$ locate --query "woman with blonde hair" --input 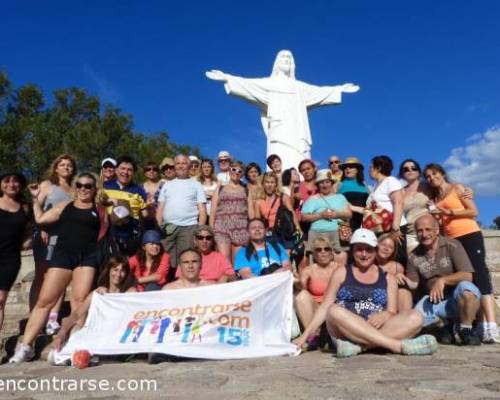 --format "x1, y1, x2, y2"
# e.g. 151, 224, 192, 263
30, 154, 76, 335
10, 172, 104, 363
198, 159, 218, 215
